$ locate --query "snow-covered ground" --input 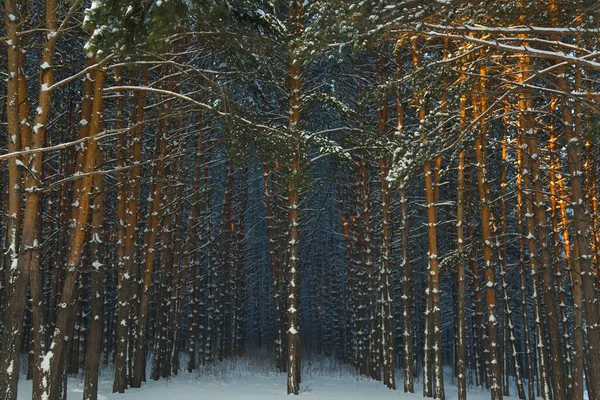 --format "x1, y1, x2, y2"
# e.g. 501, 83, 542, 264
17, 357, 532, 399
